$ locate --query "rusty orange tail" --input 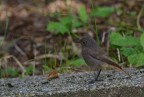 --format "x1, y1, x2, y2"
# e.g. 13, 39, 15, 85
110, 63, 130, 77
